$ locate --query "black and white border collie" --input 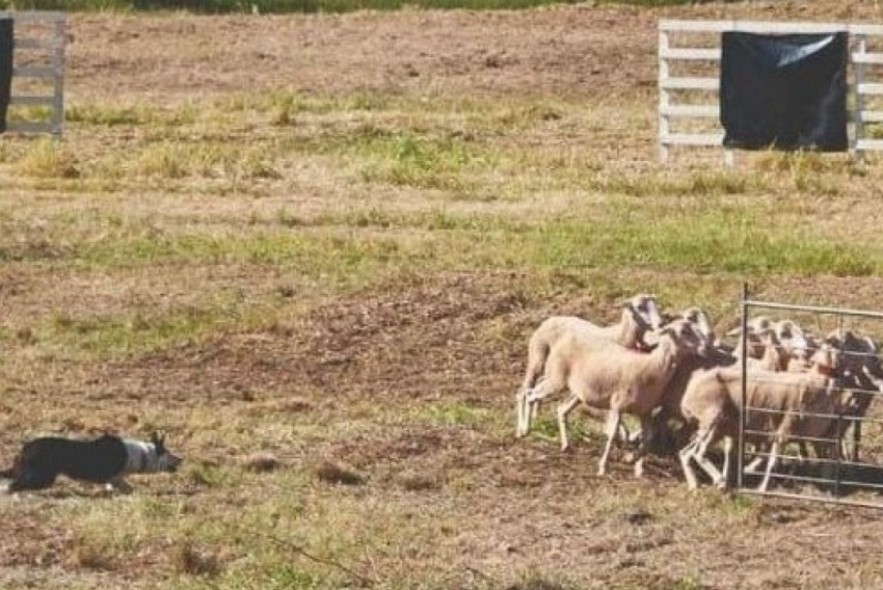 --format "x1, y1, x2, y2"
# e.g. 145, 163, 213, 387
0, 432, 182, 494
